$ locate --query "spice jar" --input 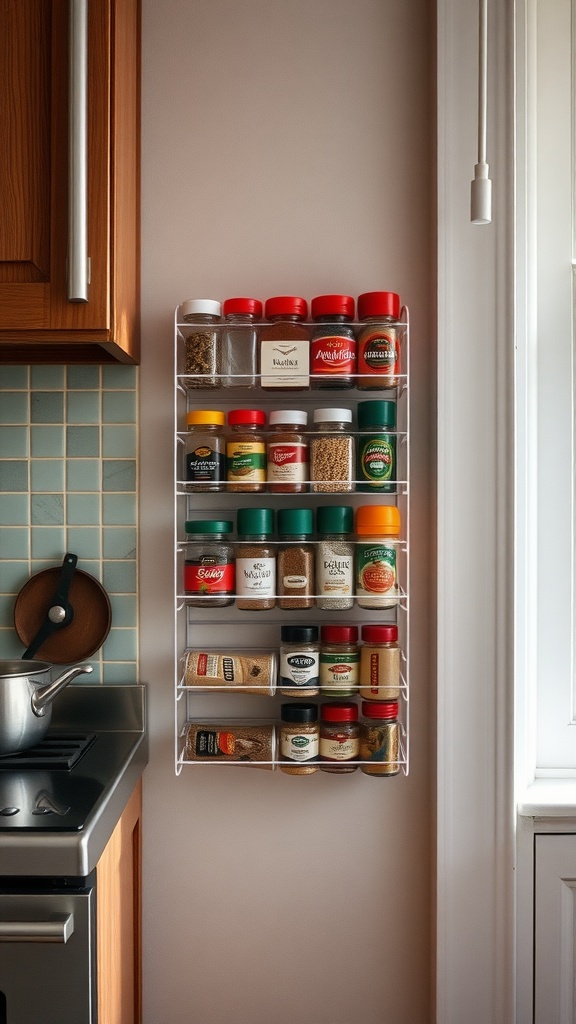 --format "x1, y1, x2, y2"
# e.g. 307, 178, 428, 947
319, 702, 360, 773
279, 625, 320, 697
266, 409, 309, 494
359, 624, 401, 700
221, 296, 262, 389
359, 700, 401, 776
180, 298, 222, 389
183, 520, 235, 607
355, 505, 401, 609
279, 704, 319, 775
235, 507, 276, 610
357, 291, 401, 390
310, 408, 354, 493
319, 625, 359, 697
183, 410, 226, 492
277, 507, 315, 609
226, 409, 267, 492
259, 296, 310, 390
315, 504, 354, 610
357, 400, 397, 493
310, 294, 356, 389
